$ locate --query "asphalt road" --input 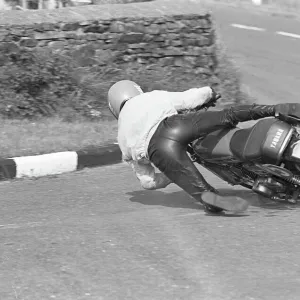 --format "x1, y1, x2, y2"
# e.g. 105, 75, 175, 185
2, 5, 300, 300
212, 5, 300, 104
1, 165, 300, 300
